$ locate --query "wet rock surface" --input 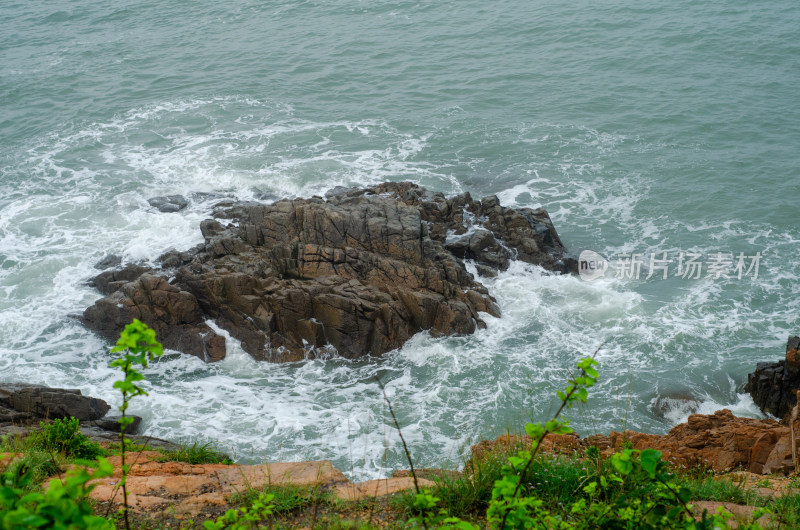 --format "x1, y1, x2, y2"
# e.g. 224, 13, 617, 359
147, 194, 189, 213
83, 182, 574, 362
745, 336, 800, 421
